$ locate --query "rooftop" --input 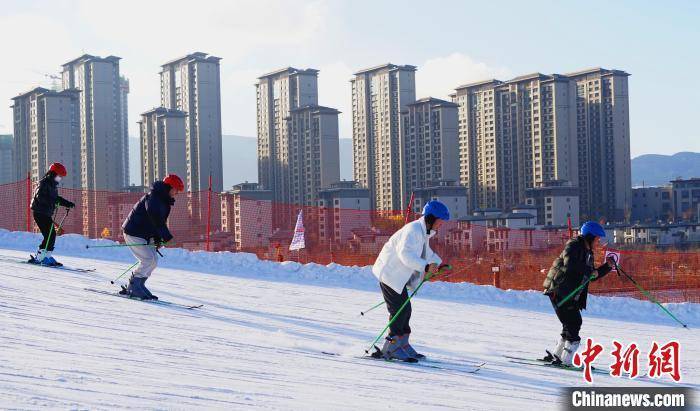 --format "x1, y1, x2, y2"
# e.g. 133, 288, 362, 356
62, 54, 121, 67
290, 104, 340, 115
12, 86, 50, 100
140, 107, 187, 117
353, 63, 416, 76
671, 177, 700, 183
161, 52, 221, 68
563, 67, 630, 78
457, 211, 535, 222
258, 67, 319, 79
12, 87, 79, 101
409, 97, 459, 108
454, 79, 502, 91
455, 67, 630, 91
